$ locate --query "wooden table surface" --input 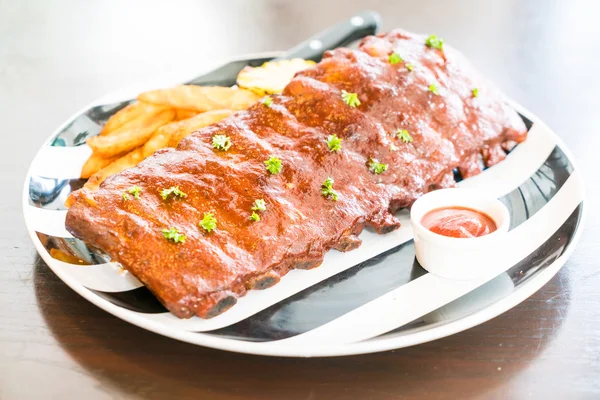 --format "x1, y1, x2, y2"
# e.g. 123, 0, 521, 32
2, 0, 599, 398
